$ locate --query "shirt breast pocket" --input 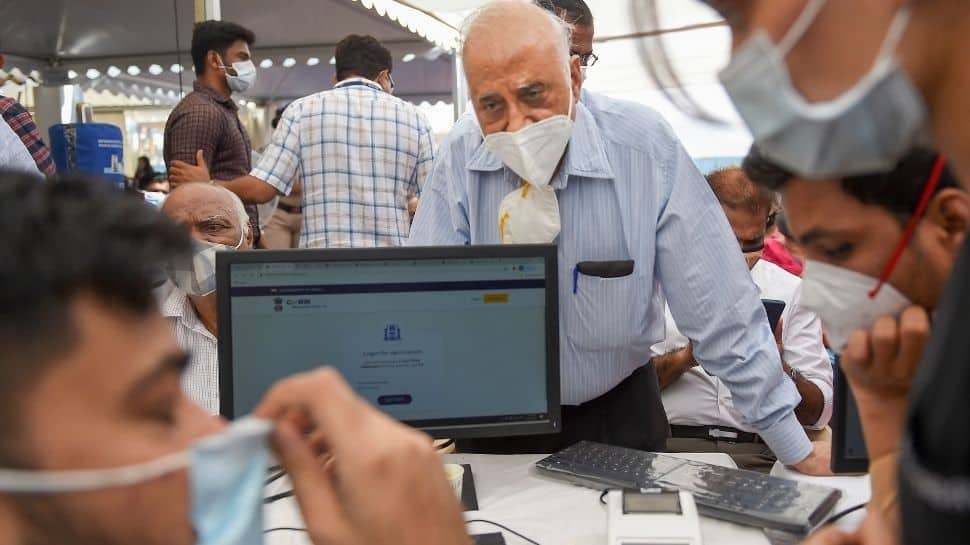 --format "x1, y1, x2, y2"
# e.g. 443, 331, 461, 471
568, 261, 640, 352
